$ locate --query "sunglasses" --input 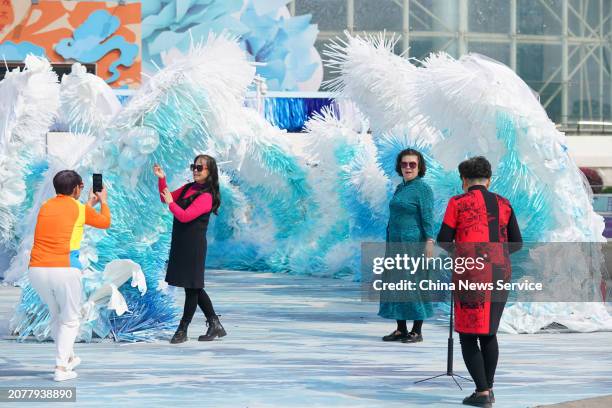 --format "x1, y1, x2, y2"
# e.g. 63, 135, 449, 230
401, 161, 418, 169
190, 164, 208, 172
